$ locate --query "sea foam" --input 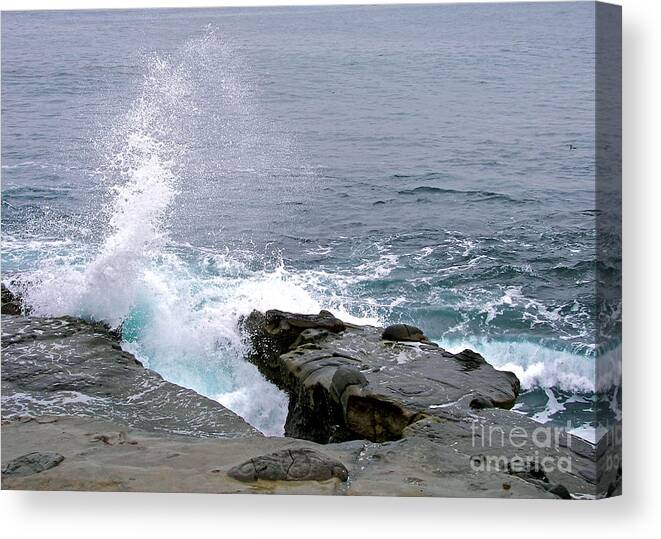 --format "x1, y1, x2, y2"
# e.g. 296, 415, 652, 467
10, 31, 292, 435
9, 30, 380, 436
